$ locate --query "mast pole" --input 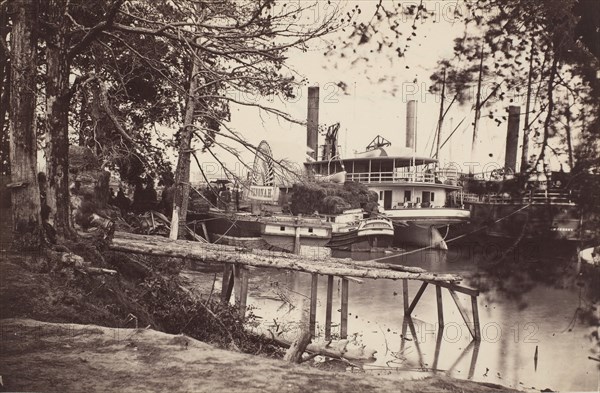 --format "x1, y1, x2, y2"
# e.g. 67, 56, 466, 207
470, 43, 484, 174
413, 101, 417, 170
435, 69, 447, 166
565, 89, 574, 170
521, 41, 535, 173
